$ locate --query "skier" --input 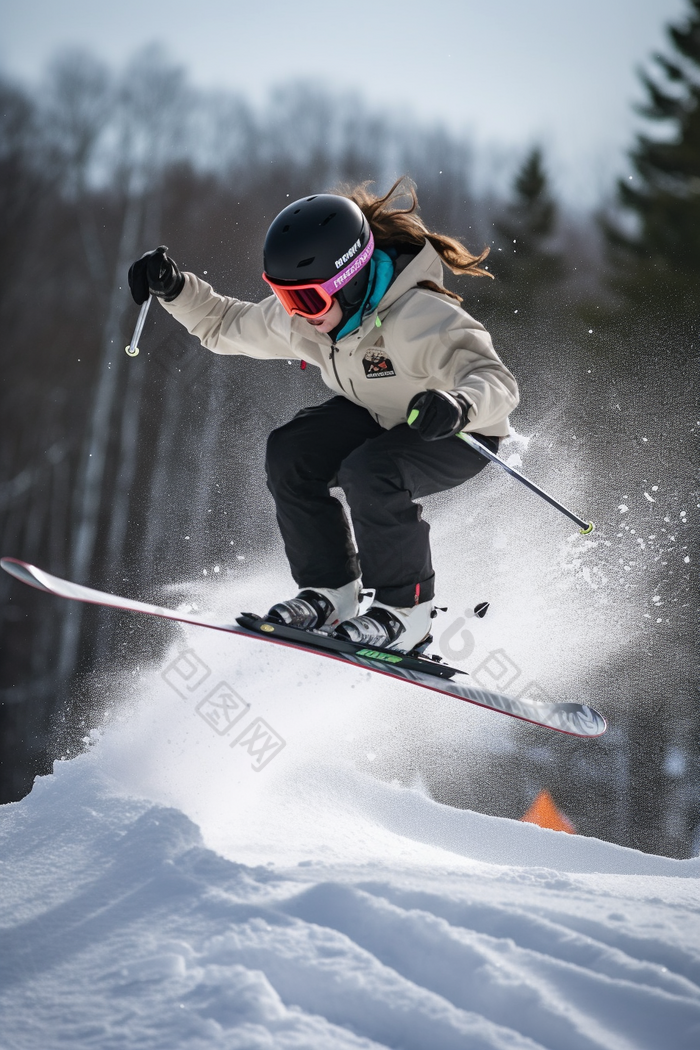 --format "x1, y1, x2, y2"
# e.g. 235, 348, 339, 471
128, 178, 519, 653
